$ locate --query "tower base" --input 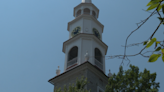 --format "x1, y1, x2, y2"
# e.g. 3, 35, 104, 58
48, 62, 108, 92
